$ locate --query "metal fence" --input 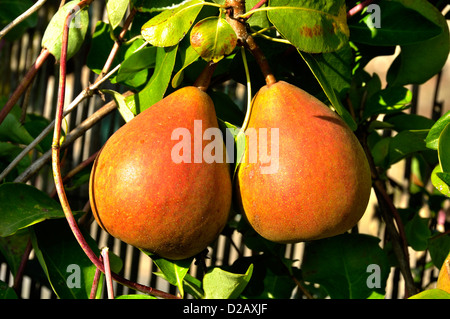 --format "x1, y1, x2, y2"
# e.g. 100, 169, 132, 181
0, 0, 448, 299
